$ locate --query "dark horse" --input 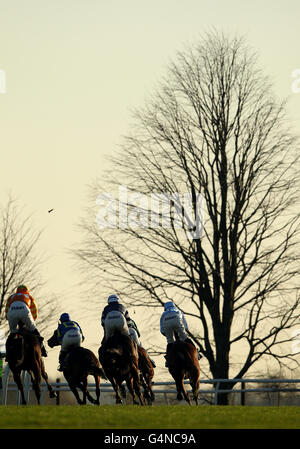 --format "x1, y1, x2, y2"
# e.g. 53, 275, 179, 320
47, 333, 102, 405
166, 339, 200, 405
98, 331, 145, 405
63, 347, 102, 405
5, 324, 57, 405
138, 346, 155, 404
